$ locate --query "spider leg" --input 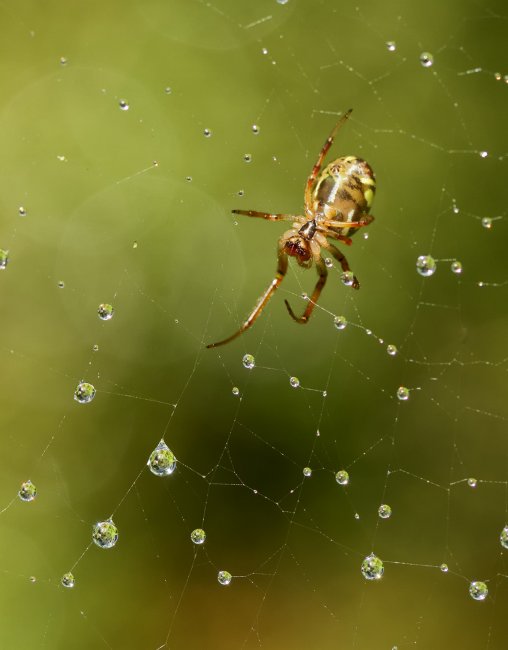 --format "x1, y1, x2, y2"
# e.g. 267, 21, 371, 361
232, 209, 301, 223
304, 109, 353, 213
206, 238, 289, 349
284, 253, 328, 324
321, 240, 360, 289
